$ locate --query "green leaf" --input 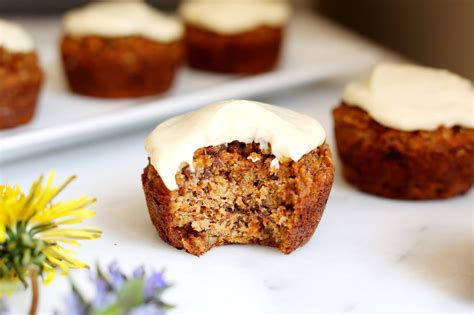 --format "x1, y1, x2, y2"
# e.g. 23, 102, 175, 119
117, 278, 145, 309
157, 301, 175, 311
91, 303, 125, 315
21, 248, 31, 266
12, 263, 27, 288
